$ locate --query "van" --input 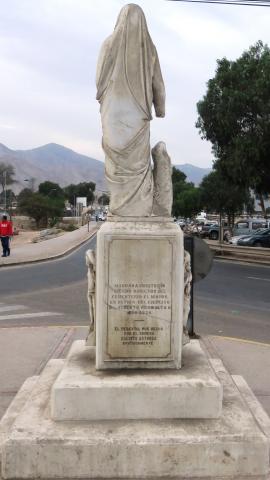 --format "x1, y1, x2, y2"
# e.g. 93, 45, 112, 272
233, 219, 270, 236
